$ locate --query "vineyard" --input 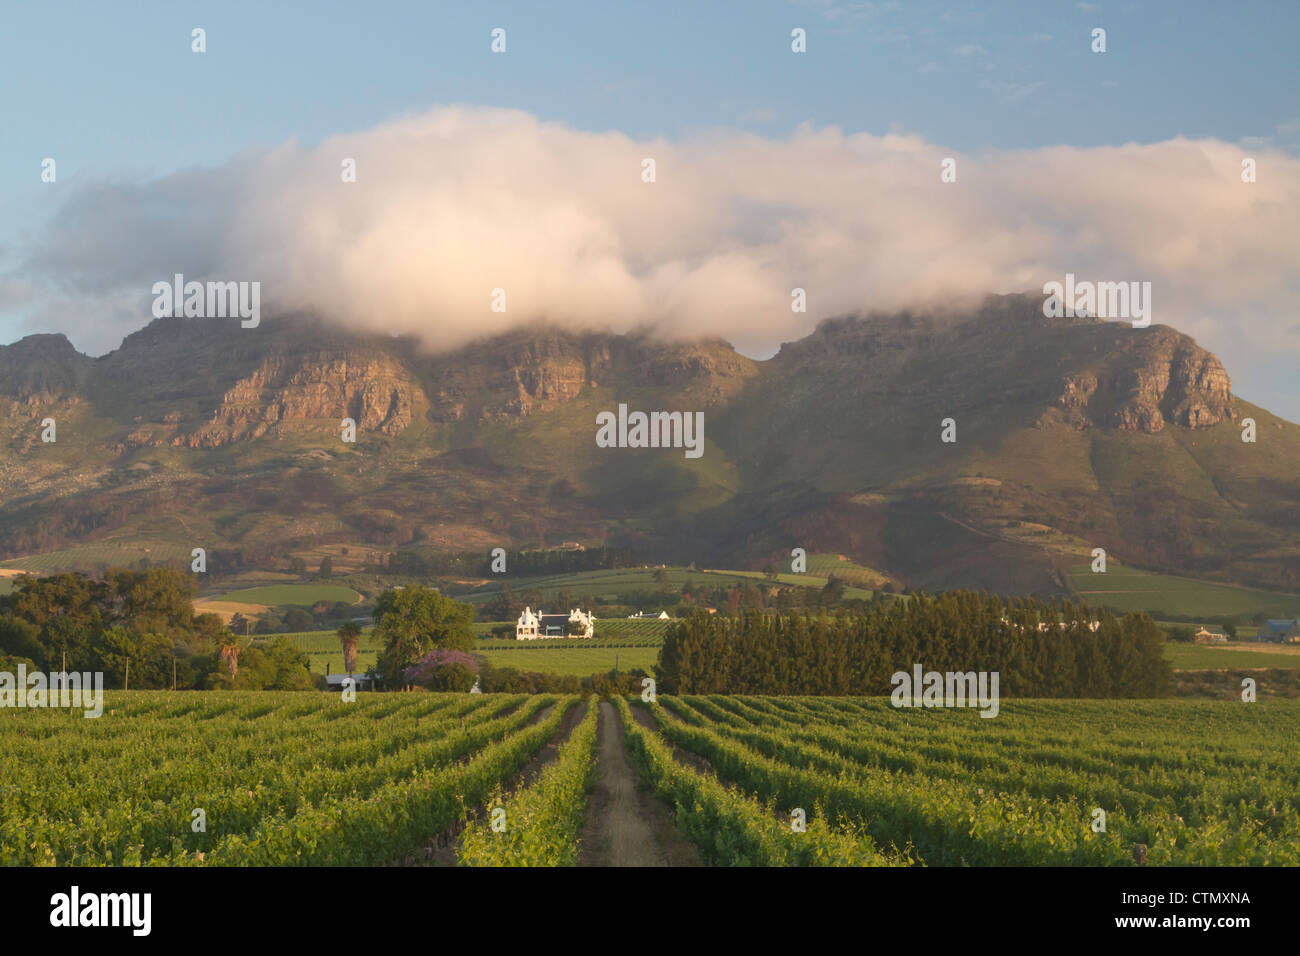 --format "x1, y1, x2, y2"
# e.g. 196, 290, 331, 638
630, 695, 1300, 865
0, 691, 579, 865
1, 691, 1296, 867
